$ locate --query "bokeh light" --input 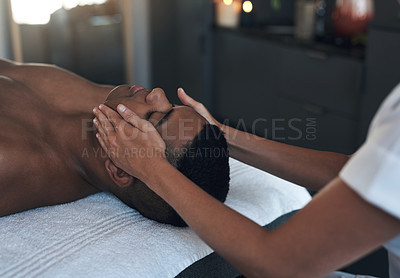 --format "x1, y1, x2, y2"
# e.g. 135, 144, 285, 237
223, 0, 233, 6
10, 0, 107, 25
242, 1, 253, 13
